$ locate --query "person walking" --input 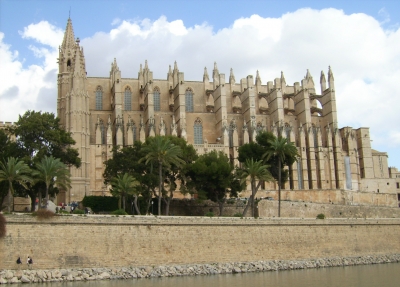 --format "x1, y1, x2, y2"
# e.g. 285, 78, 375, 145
16, 257, 22, 269
27, 256, 33, 269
